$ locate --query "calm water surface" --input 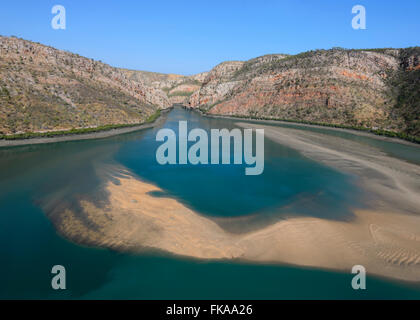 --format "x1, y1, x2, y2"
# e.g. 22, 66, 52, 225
0, 107, 419, 299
